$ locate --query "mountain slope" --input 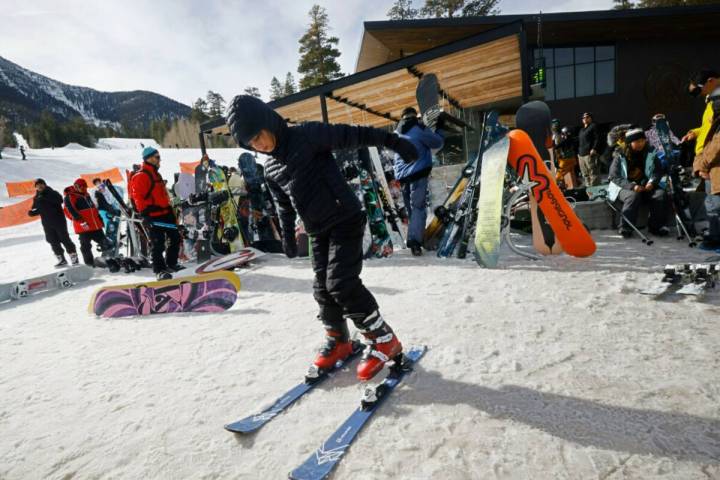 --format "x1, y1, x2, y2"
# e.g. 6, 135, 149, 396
0, 55, 190, 129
